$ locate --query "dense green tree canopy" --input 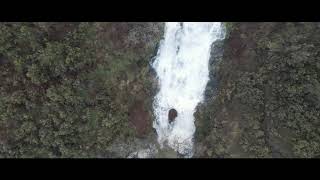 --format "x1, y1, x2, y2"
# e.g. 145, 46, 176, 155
0, 22, 162, 158
195, 22, 320, 158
